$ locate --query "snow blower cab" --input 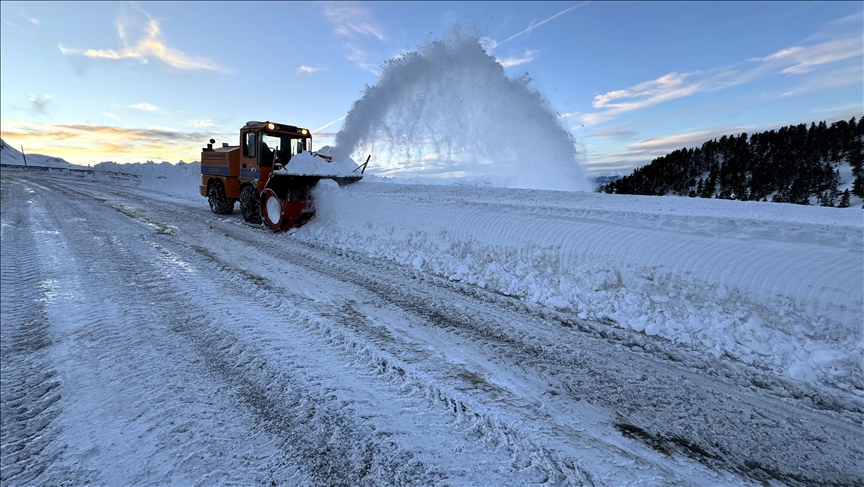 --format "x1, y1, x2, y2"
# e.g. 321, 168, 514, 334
200, 121, 368, 230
